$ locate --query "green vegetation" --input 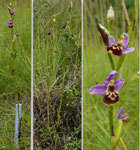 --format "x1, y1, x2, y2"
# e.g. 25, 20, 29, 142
84, 0, 139, 149
34, 0, 81, 149
0, 0, 31, 149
